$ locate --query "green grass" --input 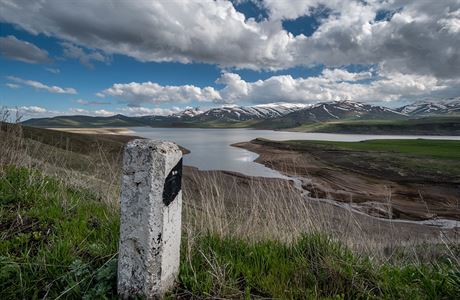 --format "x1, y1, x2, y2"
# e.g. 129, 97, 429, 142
177, 235, 460, 299
292, 116, 460, 135
177, 234, 379, 299
283, 139, 460, 160
0, 167, 119, 299
1, 167, 459, 299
